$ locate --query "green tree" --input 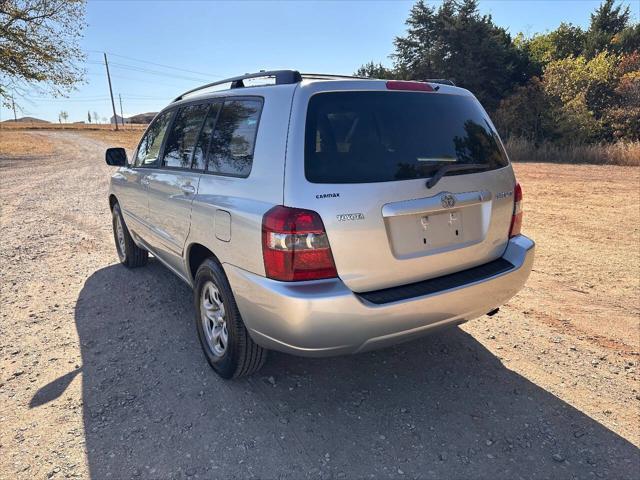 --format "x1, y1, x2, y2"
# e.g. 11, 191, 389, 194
612, 23, 640, 53
0, 0, 86, 107
517, 23, 586, 70
494, 77, 560, 143
585, 0, 636, 56
355, 61, 396, 79
603, 51, 640, 140
391, 0, 531, 112
543, 52, 619, 141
